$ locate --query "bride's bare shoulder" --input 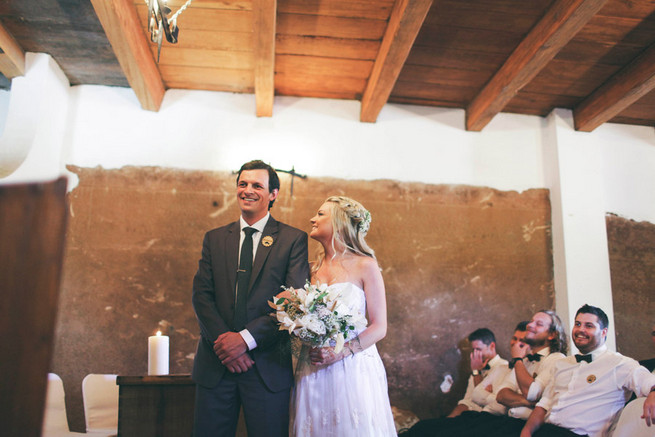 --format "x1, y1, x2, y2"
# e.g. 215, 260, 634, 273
352, 255, 380, 276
